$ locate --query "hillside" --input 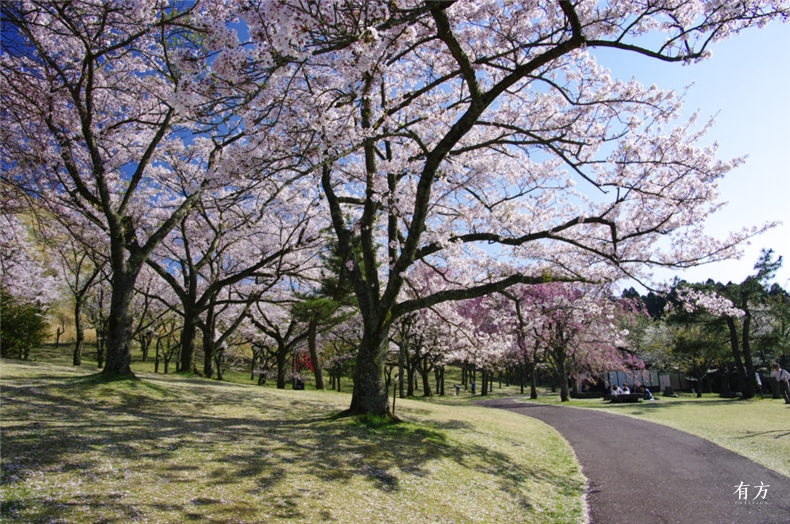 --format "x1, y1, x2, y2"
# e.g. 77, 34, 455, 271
1, 359, 586, 523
